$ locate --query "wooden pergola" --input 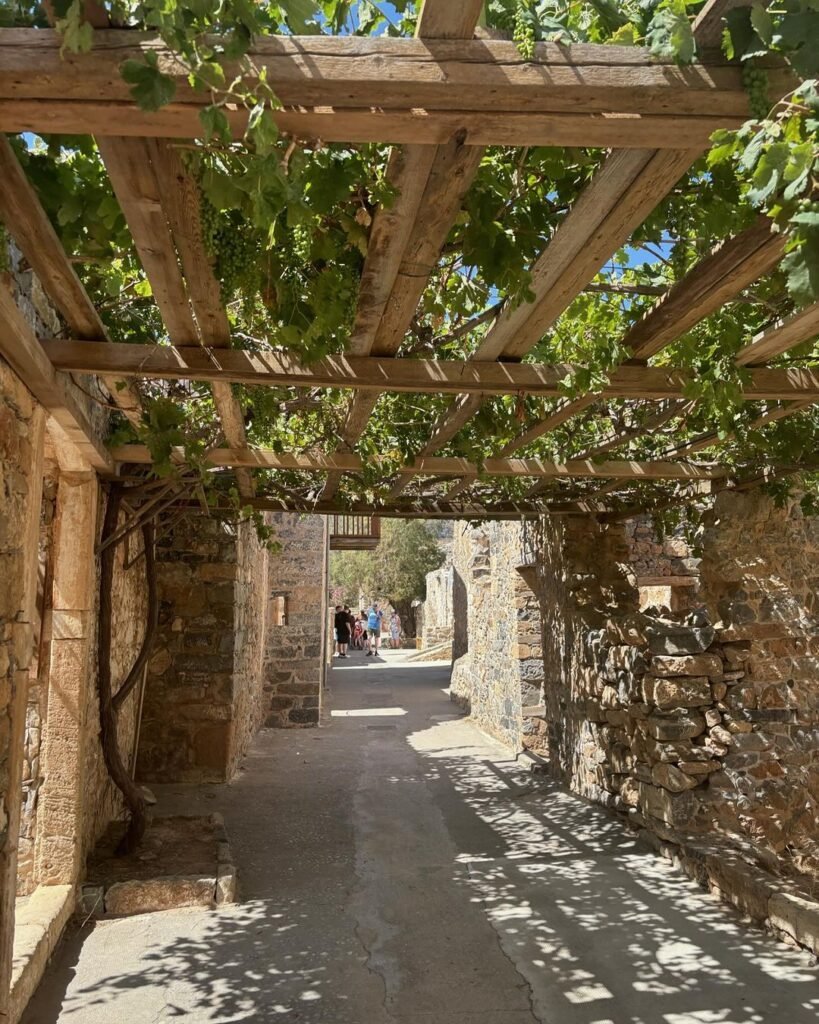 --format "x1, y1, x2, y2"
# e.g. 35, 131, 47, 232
0, 0, 817, 521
